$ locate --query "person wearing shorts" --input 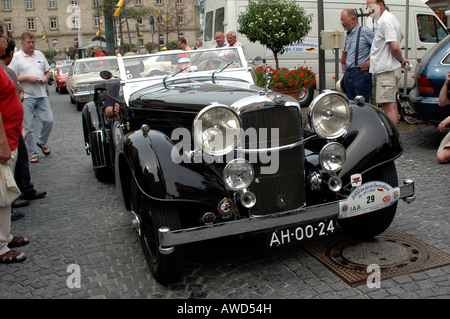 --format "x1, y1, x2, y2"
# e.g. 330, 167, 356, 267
436, 72, 450, 164
366, 0, 410, 125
